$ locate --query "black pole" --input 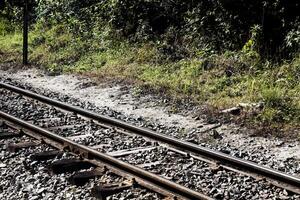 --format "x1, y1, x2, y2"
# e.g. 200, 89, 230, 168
23, 0, 29, 65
